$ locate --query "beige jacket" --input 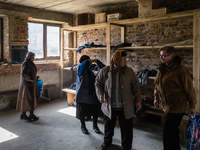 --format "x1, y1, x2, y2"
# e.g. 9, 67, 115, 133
154, 56, 196, 114
95, 66, 142, 119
